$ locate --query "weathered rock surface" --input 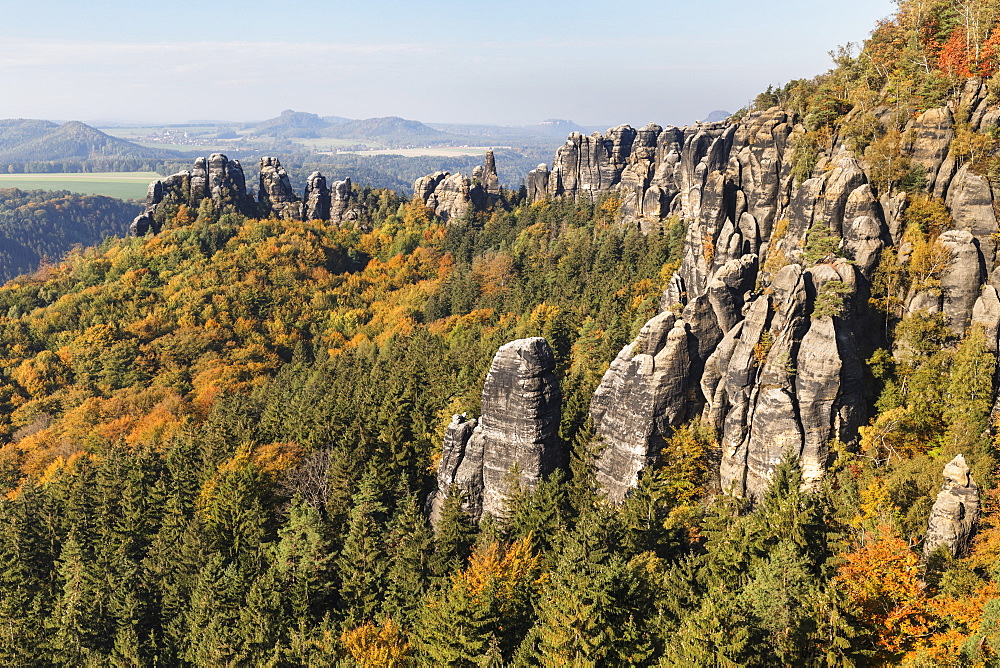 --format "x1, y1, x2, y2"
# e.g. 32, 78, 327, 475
130, 153, 256, 235
924, 454, 980, 558
590, 313, 691, 502
303, 172, 330, 221
426, 414, 480, 526
705, 260, 865, 498
937, 229, 983, 335
526, 164, 550, 203
412, 151, 501, 221
330, 178, 355, 224
132, 154, 360, 236
258, 157, 302, 220
428, 338, 563, 522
